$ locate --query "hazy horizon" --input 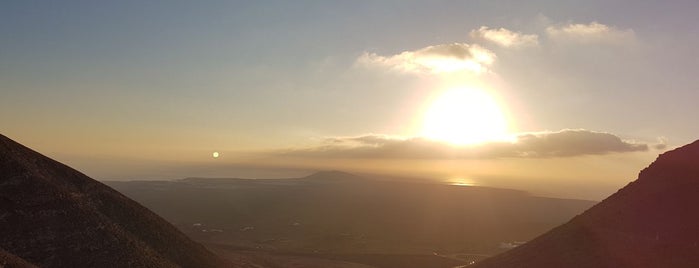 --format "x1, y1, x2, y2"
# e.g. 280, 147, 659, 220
4, 1, 699, 200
